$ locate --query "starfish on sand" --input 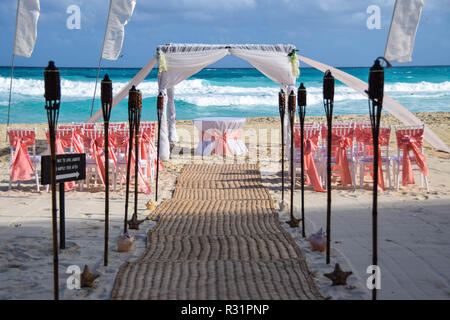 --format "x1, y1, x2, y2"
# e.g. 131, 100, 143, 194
127, 216, 146, 230
80, 265, 99, 288
286, 217, 301, 228
324, 263, 352, 286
